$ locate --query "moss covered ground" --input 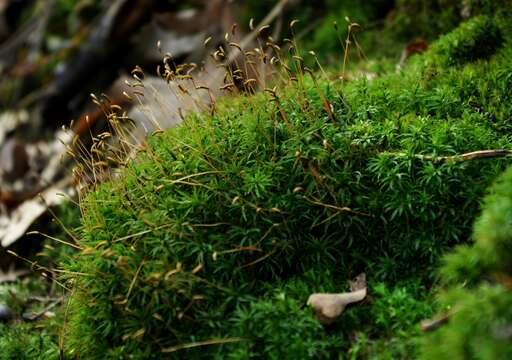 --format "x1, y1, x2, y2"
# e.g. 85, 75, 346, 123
60, 10, 512, 359
422, 165, 512, 359
2, 1, 512, 358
